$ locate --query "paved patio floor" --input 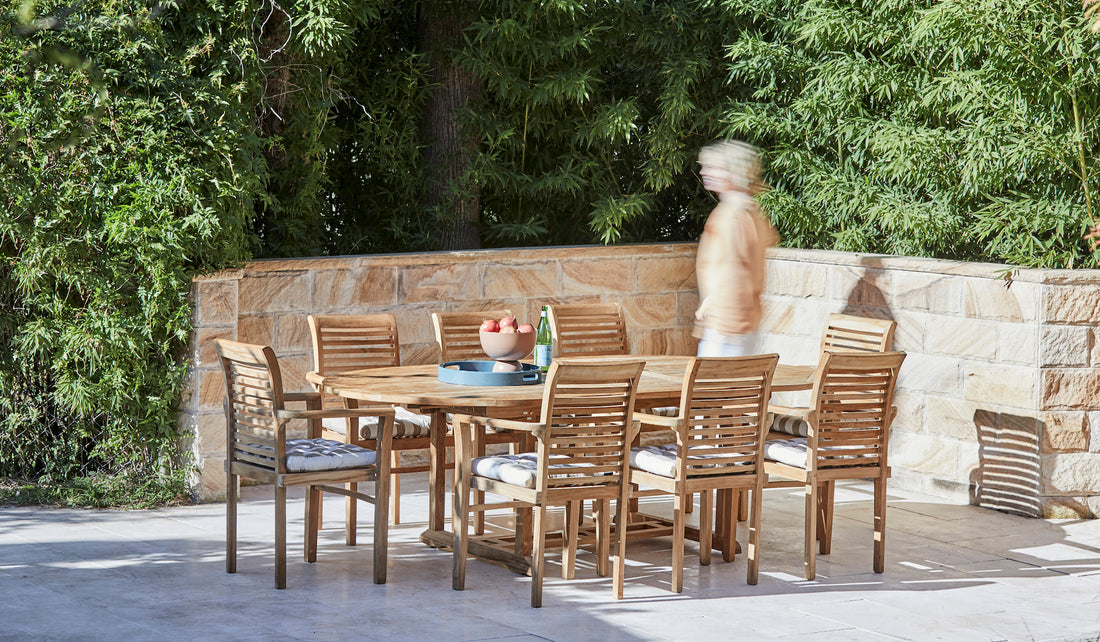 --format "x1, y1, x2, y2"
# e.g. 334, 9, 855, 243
3, 475, 1100, 641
